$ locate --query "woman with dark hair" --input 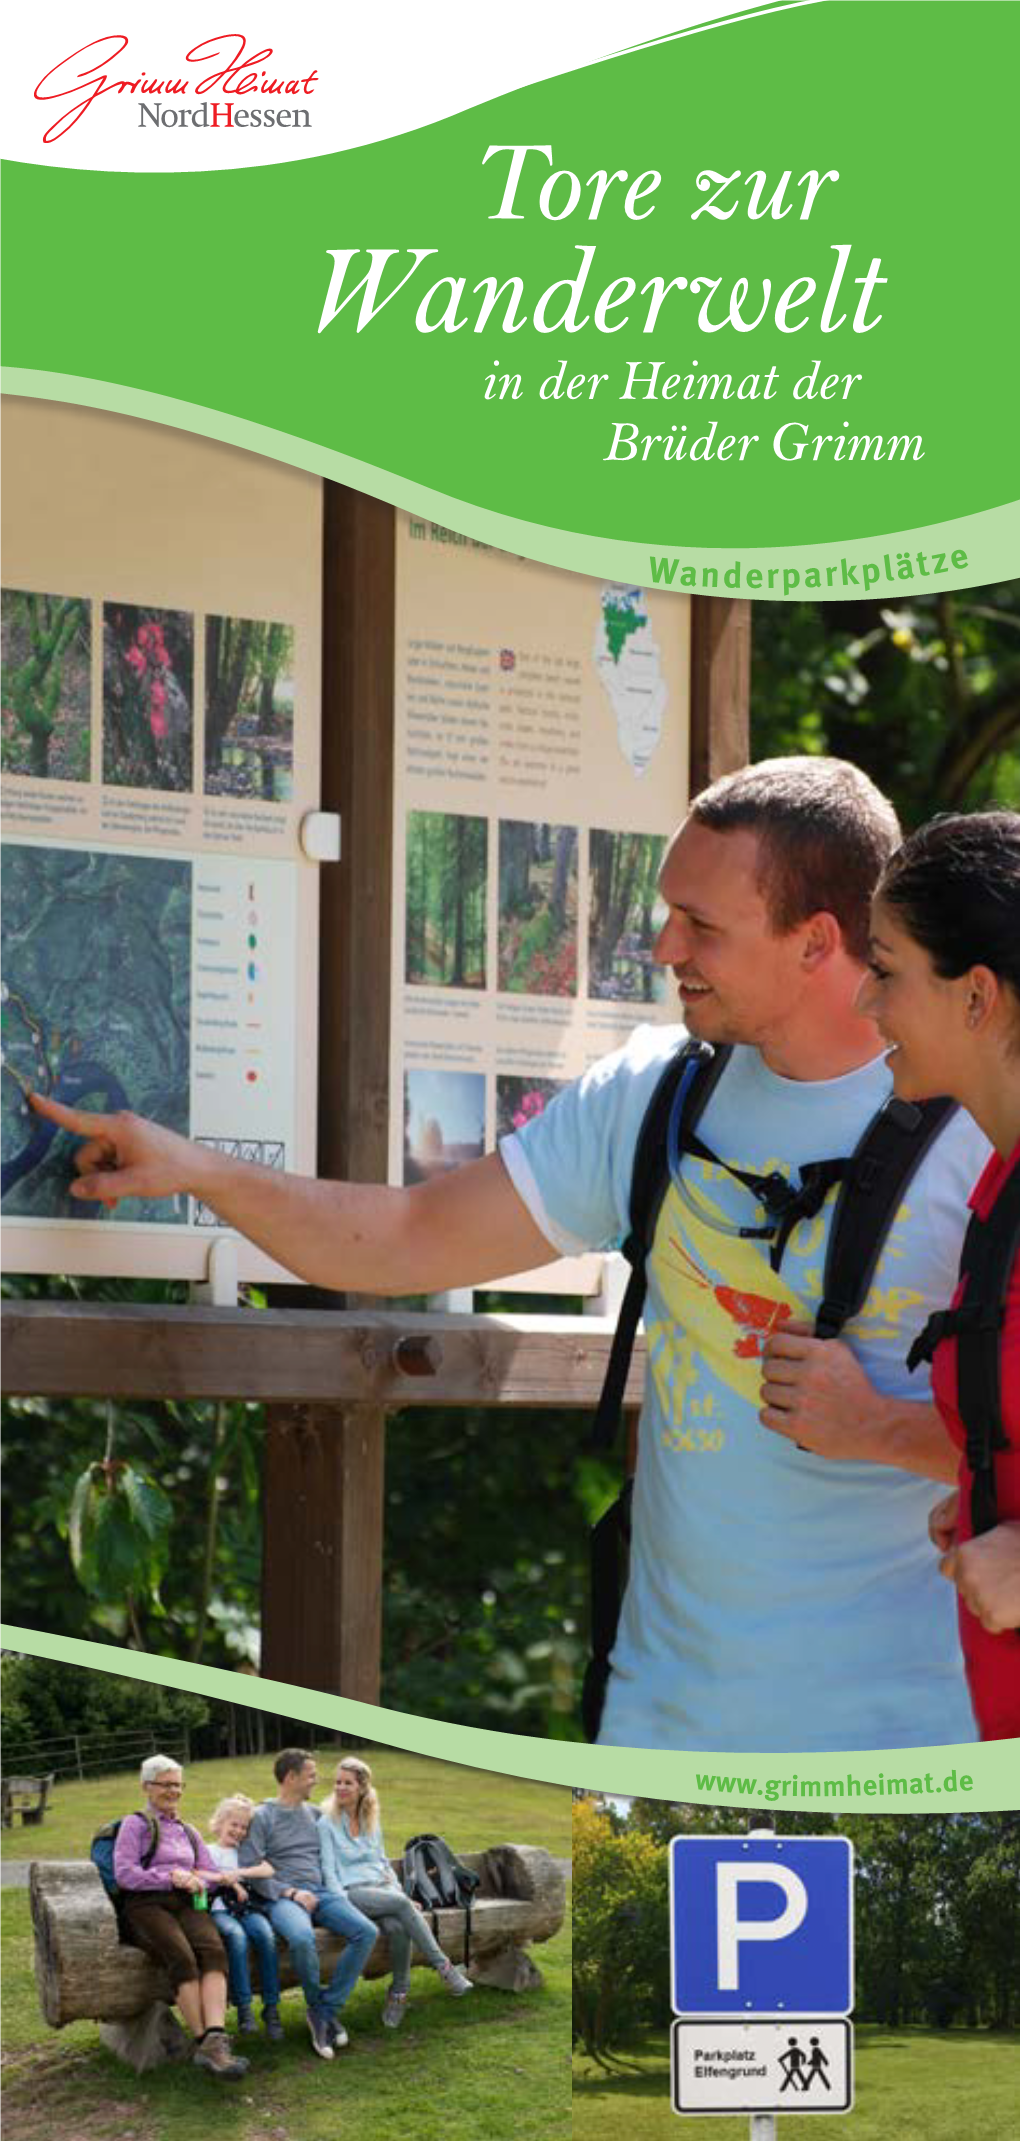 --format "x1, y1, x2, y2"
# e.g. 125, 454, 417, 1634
858, 809, 1020, 1738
